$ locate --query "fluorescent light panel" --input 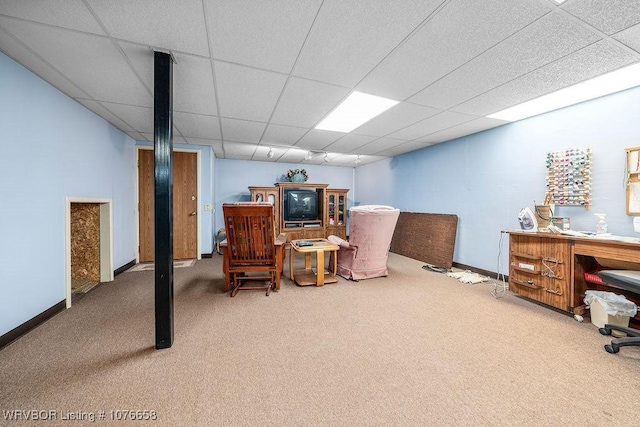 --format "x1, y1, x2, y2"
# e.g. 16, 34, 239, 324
488, 62, 640, 122
316, 91, 399, 133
